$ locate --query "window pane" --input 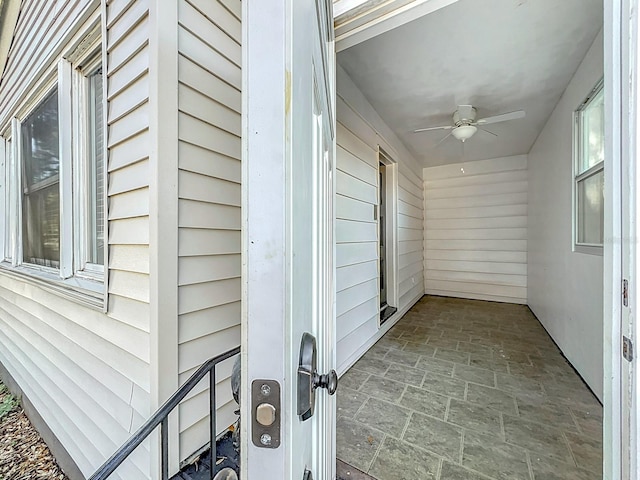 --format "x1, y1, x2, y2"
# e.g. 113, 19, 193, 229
5, 138, 12, 261
88, 69, 104, 266
21, 89, 60, 267
579, 87, 604, 173
577, 169, 604, 245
